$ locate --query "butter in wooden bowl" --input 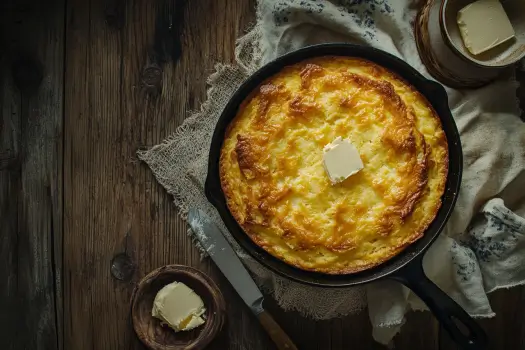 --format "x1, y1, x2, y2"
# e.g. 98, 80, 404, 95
131, 265, 225, 350
151, 281, 206, 332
